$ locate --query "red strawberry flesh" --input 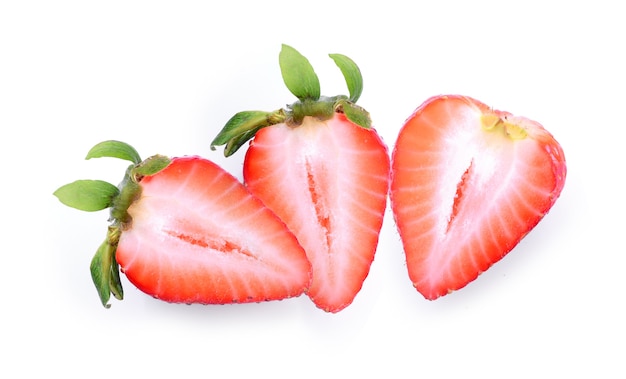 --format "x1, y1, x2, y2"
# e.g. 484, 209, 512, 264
244, 113, 390, 312
116, 156, 311, 304
391, 95, 566, 300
